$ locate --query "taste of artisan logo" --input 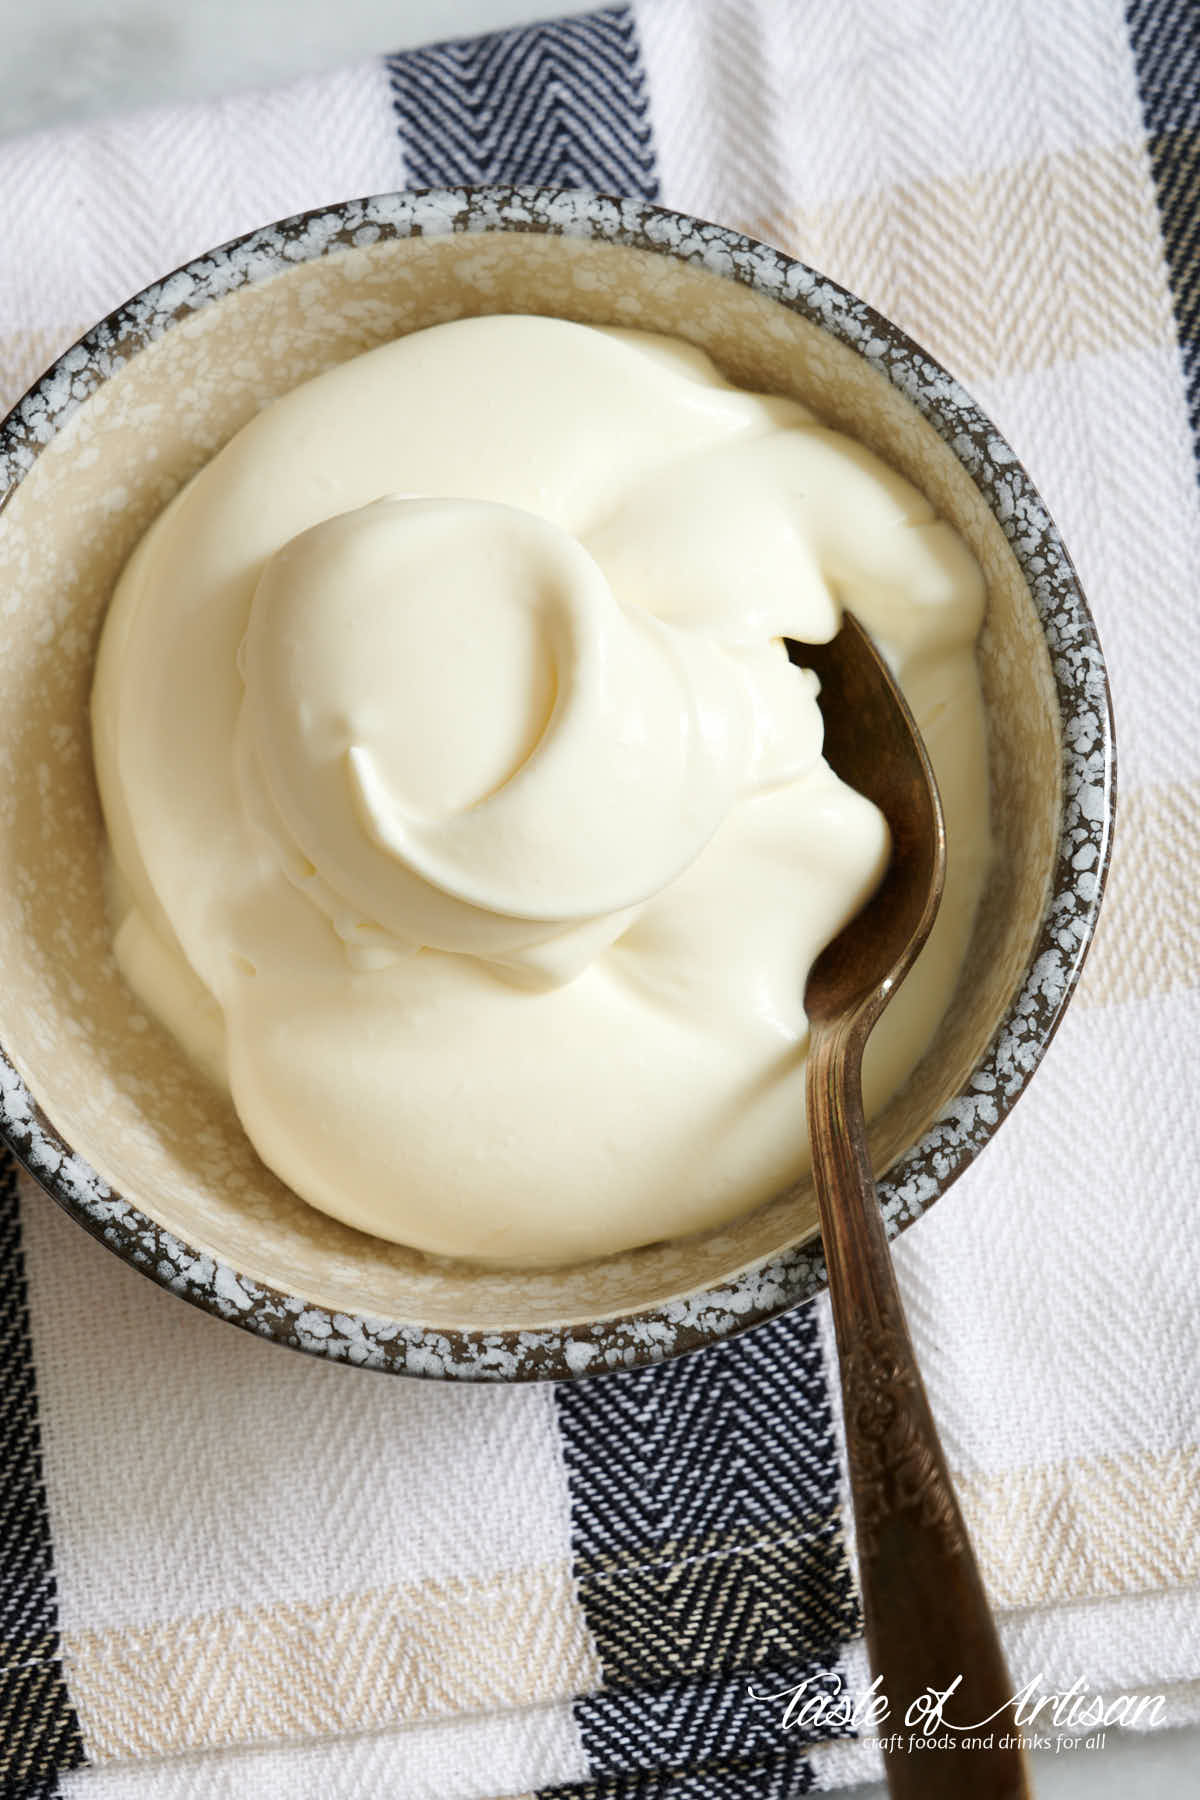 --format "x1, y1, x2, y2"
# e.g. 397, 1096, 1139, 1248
748, 1670, 1167, 1756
